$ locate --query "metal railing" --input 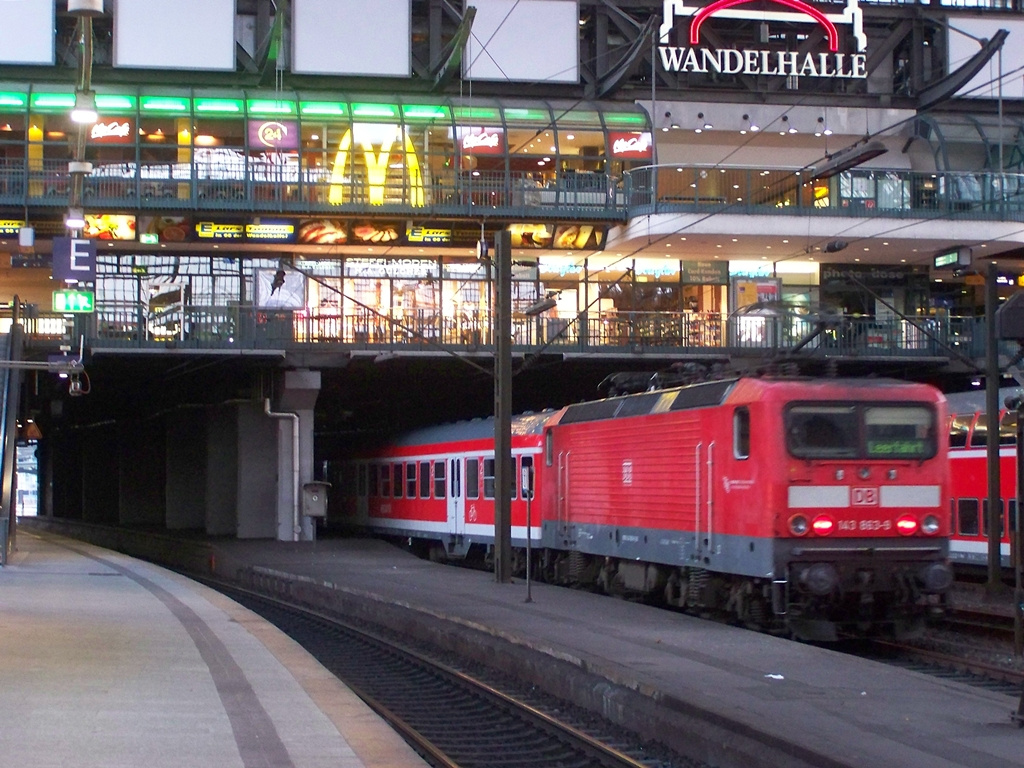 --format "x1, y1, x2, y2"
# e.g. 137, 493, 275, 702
7, 156, 1024, 221
11, 303, 977, 361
